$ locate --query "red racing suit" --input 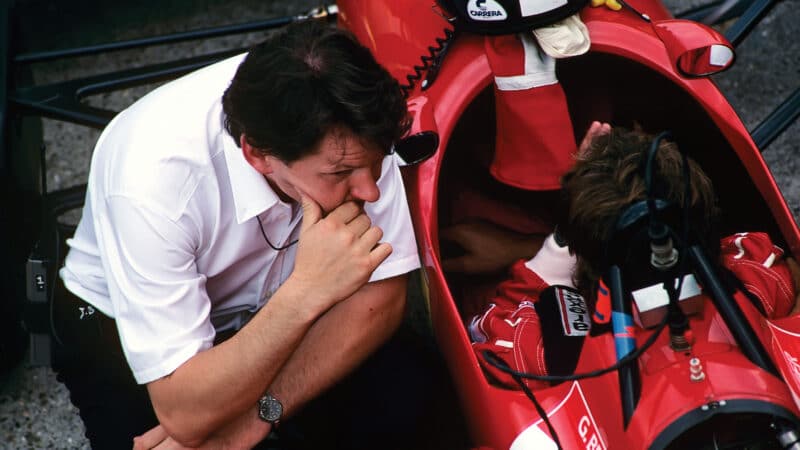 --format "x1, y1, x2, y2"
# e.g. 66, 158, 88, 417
469, 231, 797, 390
